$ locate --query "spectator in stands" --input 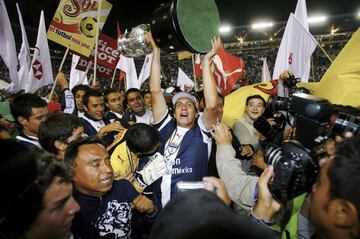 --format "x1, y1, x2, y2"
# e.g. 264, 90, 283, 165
10, 93, 48, 148
0, 140, 80, 239
38, 112, 86, 160
147, 33, 218, 206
